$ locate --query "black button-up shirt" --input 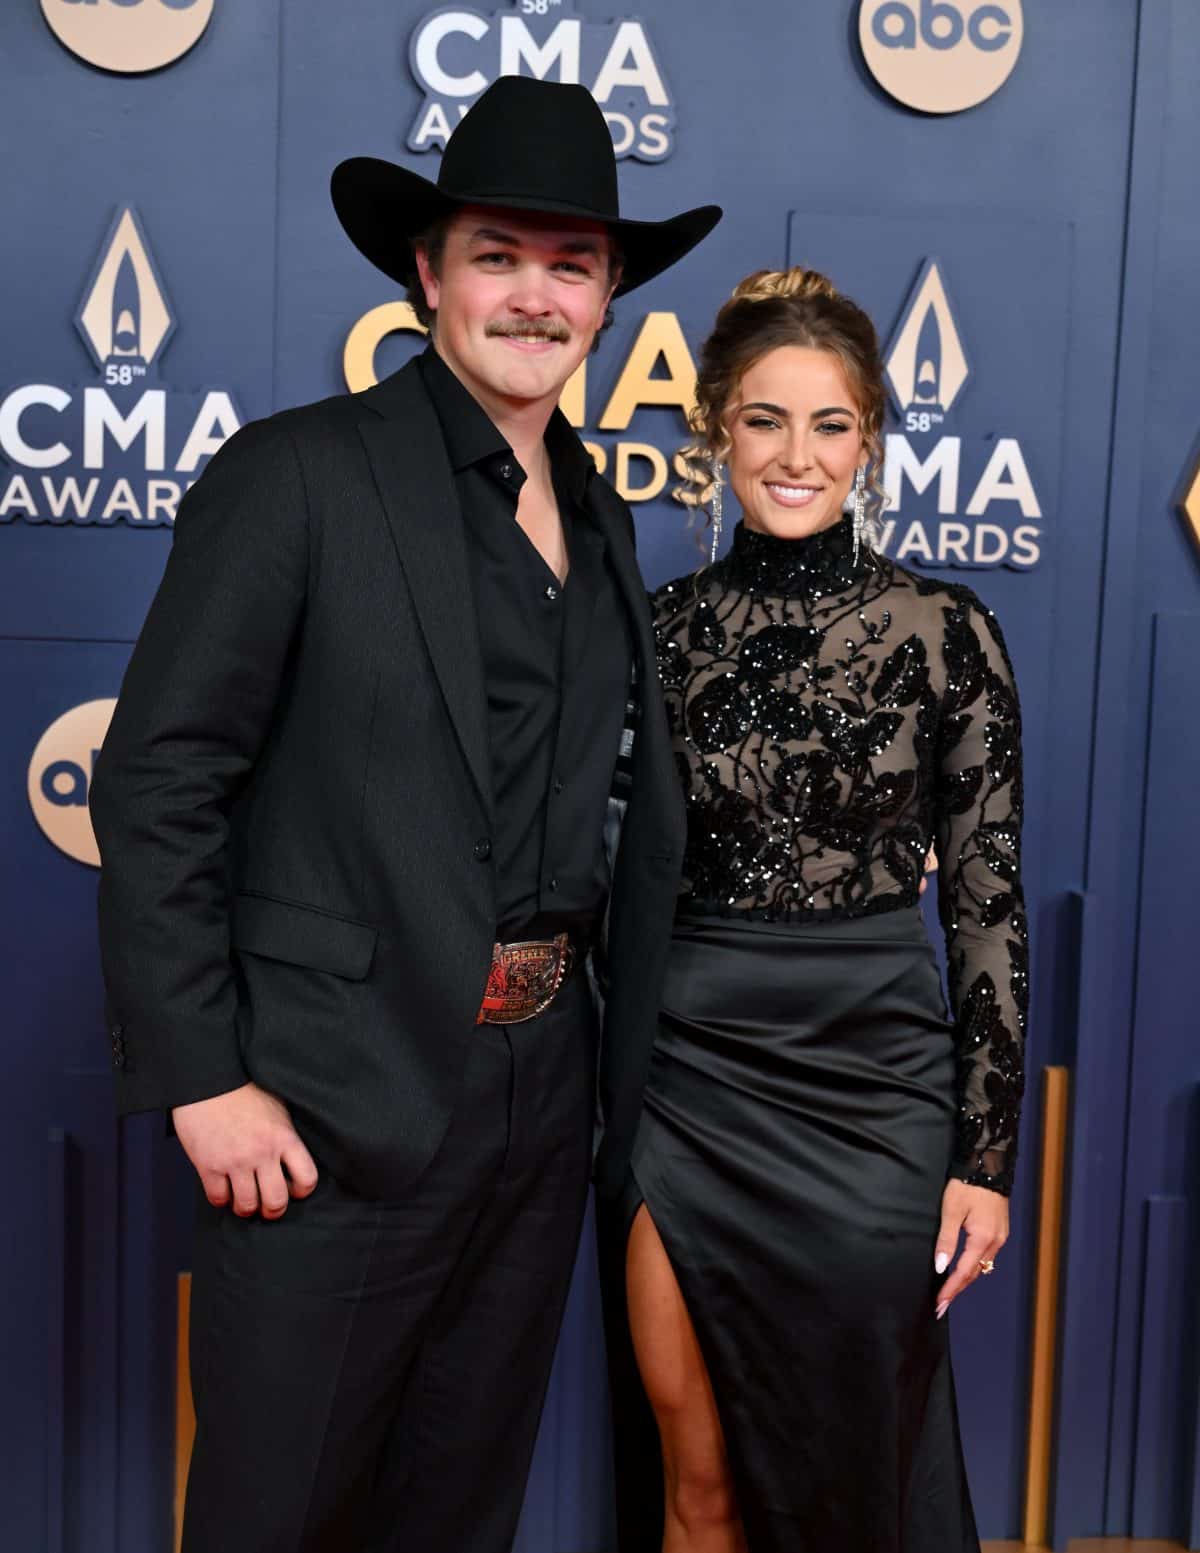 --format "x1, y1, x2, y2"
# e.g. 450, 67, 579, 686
419, 348, 632, 941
